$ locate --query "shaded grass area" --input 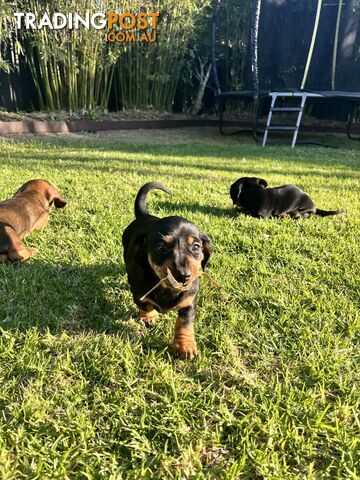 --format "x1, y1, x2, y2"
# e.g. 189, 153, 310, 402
0, 136, 359, 479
